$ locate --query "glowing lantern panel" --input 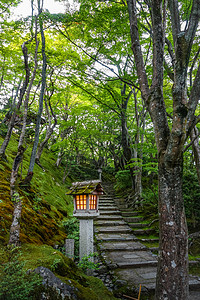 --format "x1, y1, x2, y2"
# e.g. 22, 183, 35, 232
89, 195, 97, 210
75, 194, 87, 210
